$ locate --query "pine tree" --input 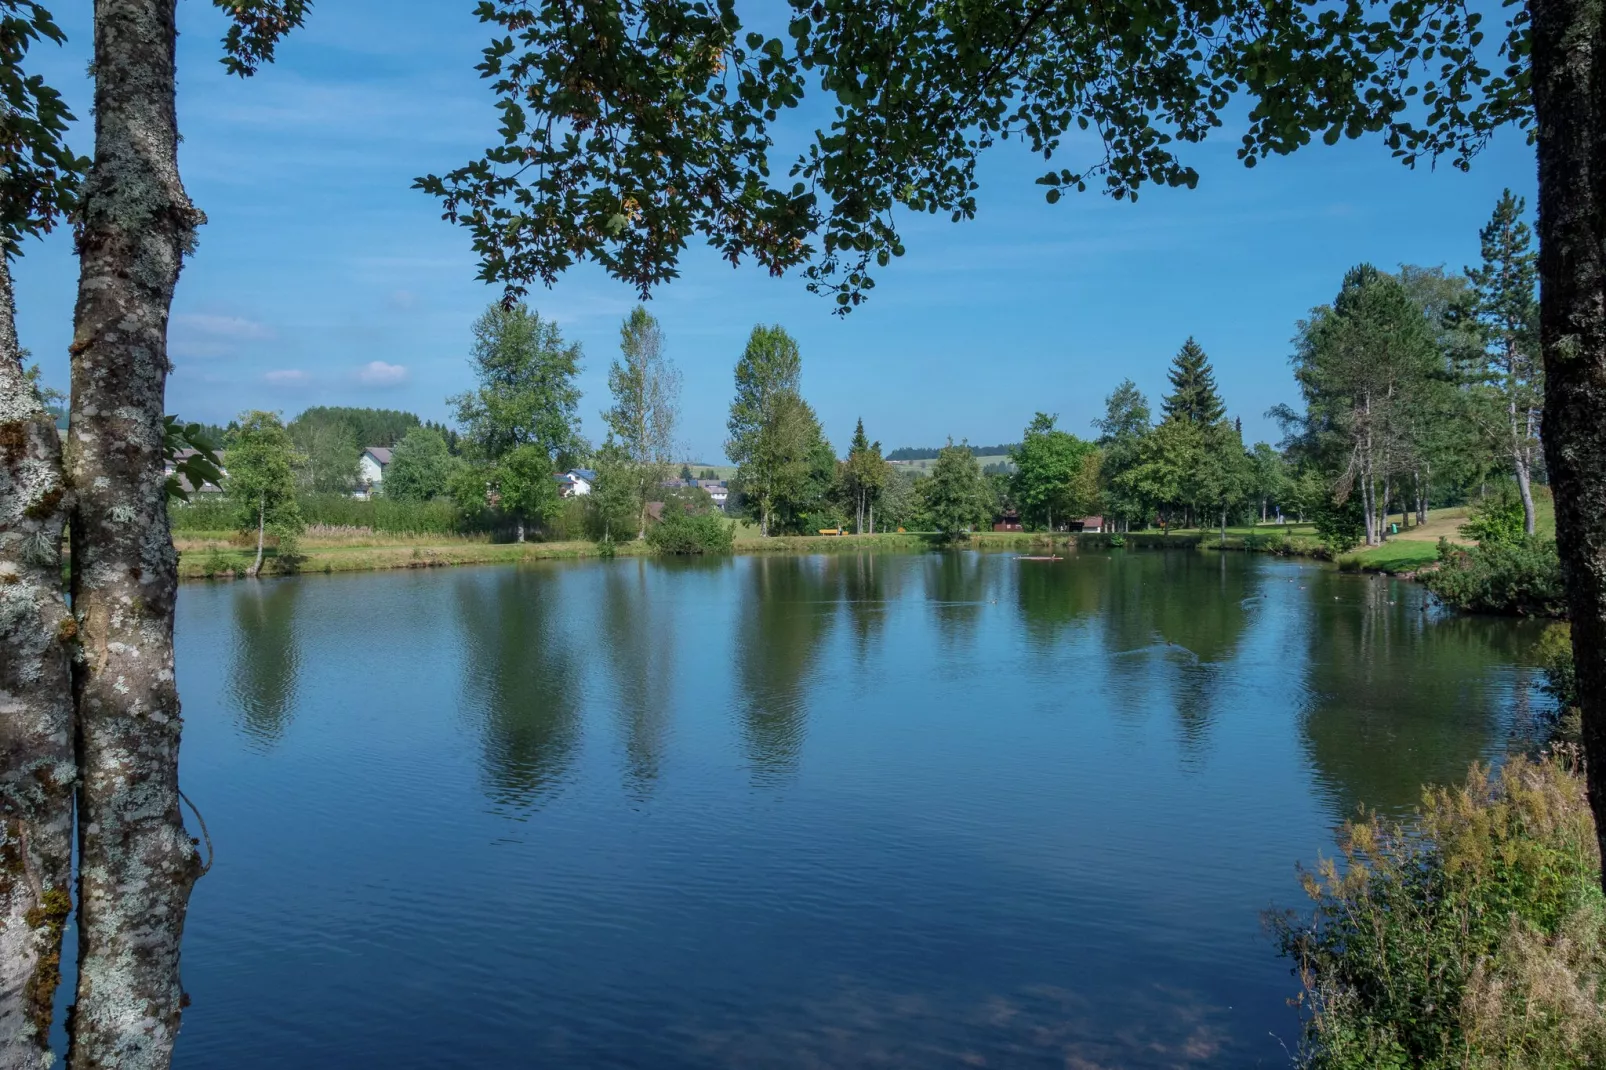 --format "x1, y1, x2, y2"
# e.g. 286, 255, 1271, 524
1161, 338, 1226, 425
1465, 190, 1543, 535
